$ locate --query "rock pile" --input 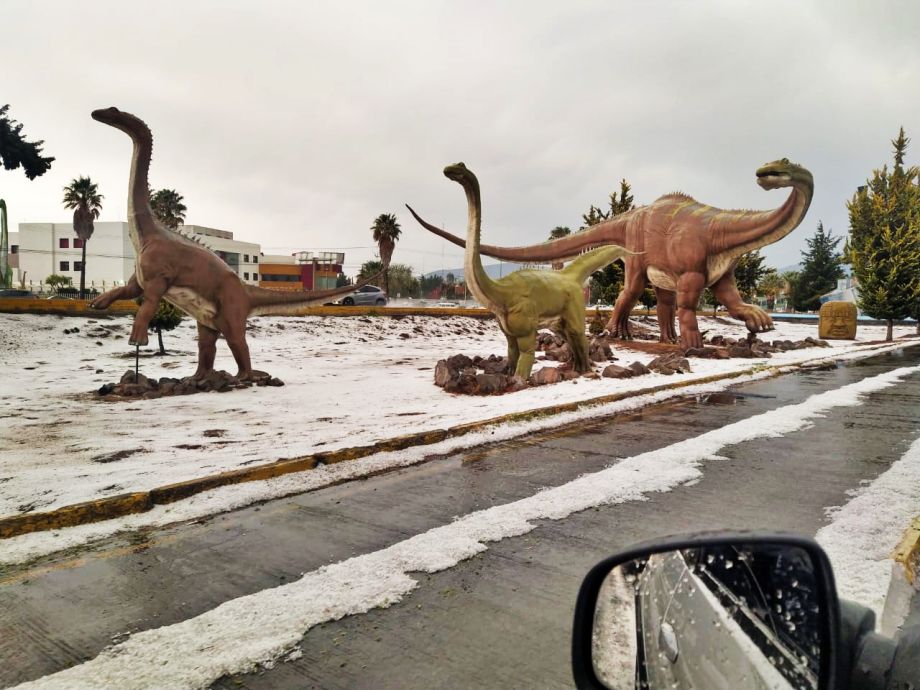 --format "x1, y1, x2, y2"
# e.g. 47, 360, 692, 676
702, 335, 831, 359
97, 369, 284, 399
536, 332, 616, 363
433, 354, 514, 395
599, 354, 689, 379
